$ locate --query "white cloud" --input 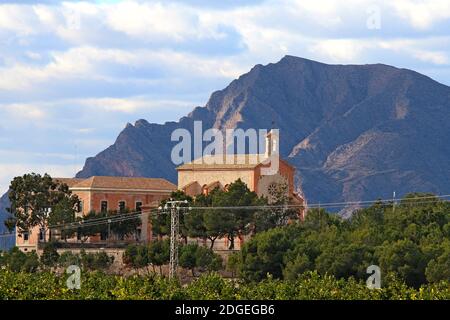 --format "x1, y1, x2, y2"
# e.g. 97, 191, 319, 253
0, 0, 450, 193
0, 4, 41, 35
389, 0, 450, 30
105, 1, 200, 40
378, 37, 450, 65
308, 39, 372, 63
76, 96, 196, 113
4, 104, 46, 120
0, 164, 79, 194
413, 50, 449, 65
